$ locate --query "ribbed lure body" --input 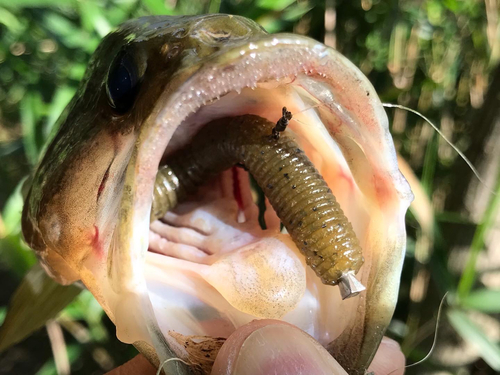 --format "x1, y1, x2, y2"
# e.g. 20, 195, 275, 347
151, 115, 364, 285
